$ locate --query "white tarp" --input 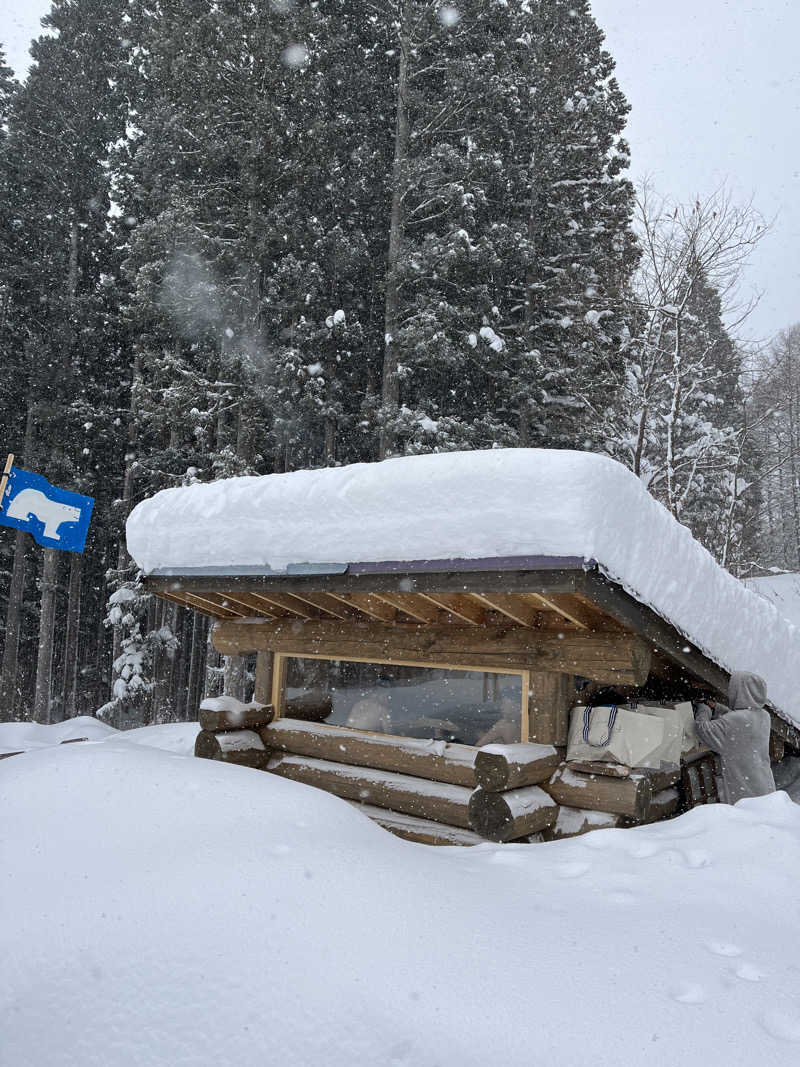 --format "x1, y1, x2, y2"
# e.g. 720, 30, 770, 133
125, 448, 800, 727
